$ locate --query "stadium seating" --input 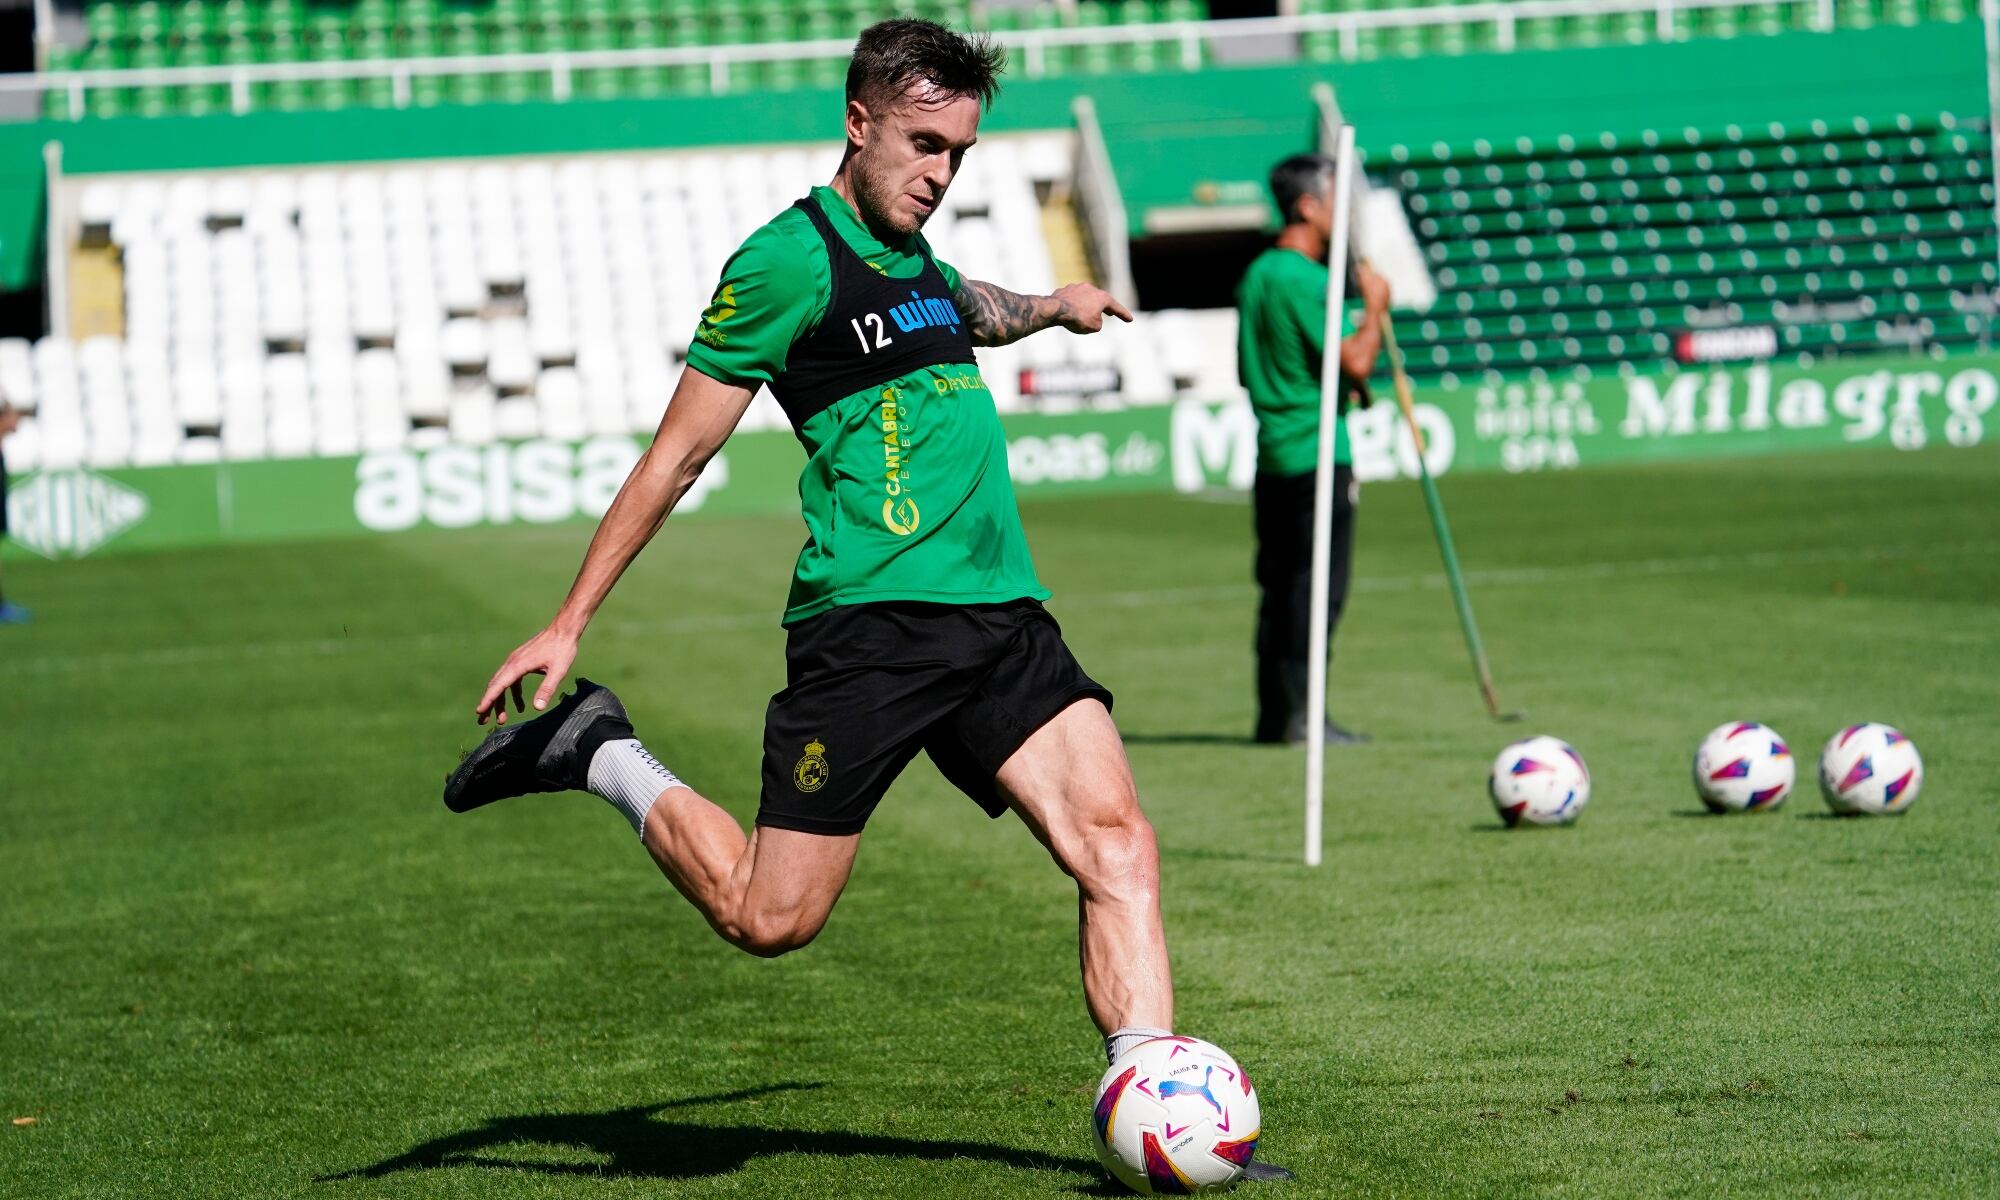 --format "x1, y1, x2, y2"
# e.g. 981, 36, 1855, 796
45, 0, 1976, 119
12, 111, 1995, 470
46, 0, 1211, 118
3, 134, 1234, 475
1296, 0, 1972, 61
1378, 111, 2000, 382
